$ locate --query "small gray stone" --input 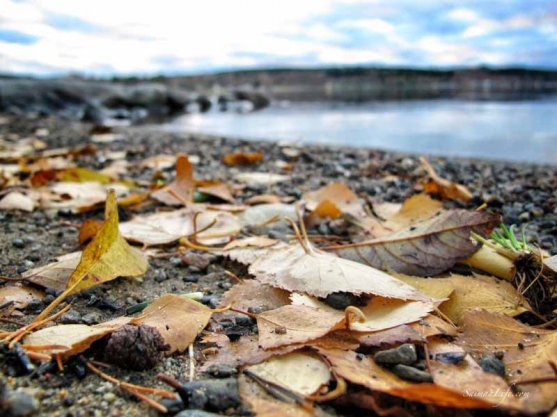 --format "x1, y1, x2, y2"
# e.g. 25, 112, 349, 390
60, 310, 82, 324
81, 312, 101, 325
374, 343, 417, 365
391, 364, 433, 383
12, 238, 25, 249
5, 389, 39, 416
175, 411, 222, 417
479, 354, 505, 377
155, 269, 168, 282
